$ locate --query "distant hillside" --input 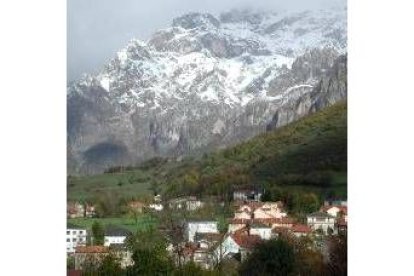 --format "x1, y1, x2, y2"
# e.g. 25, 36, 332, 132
68, 102, 347, 202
